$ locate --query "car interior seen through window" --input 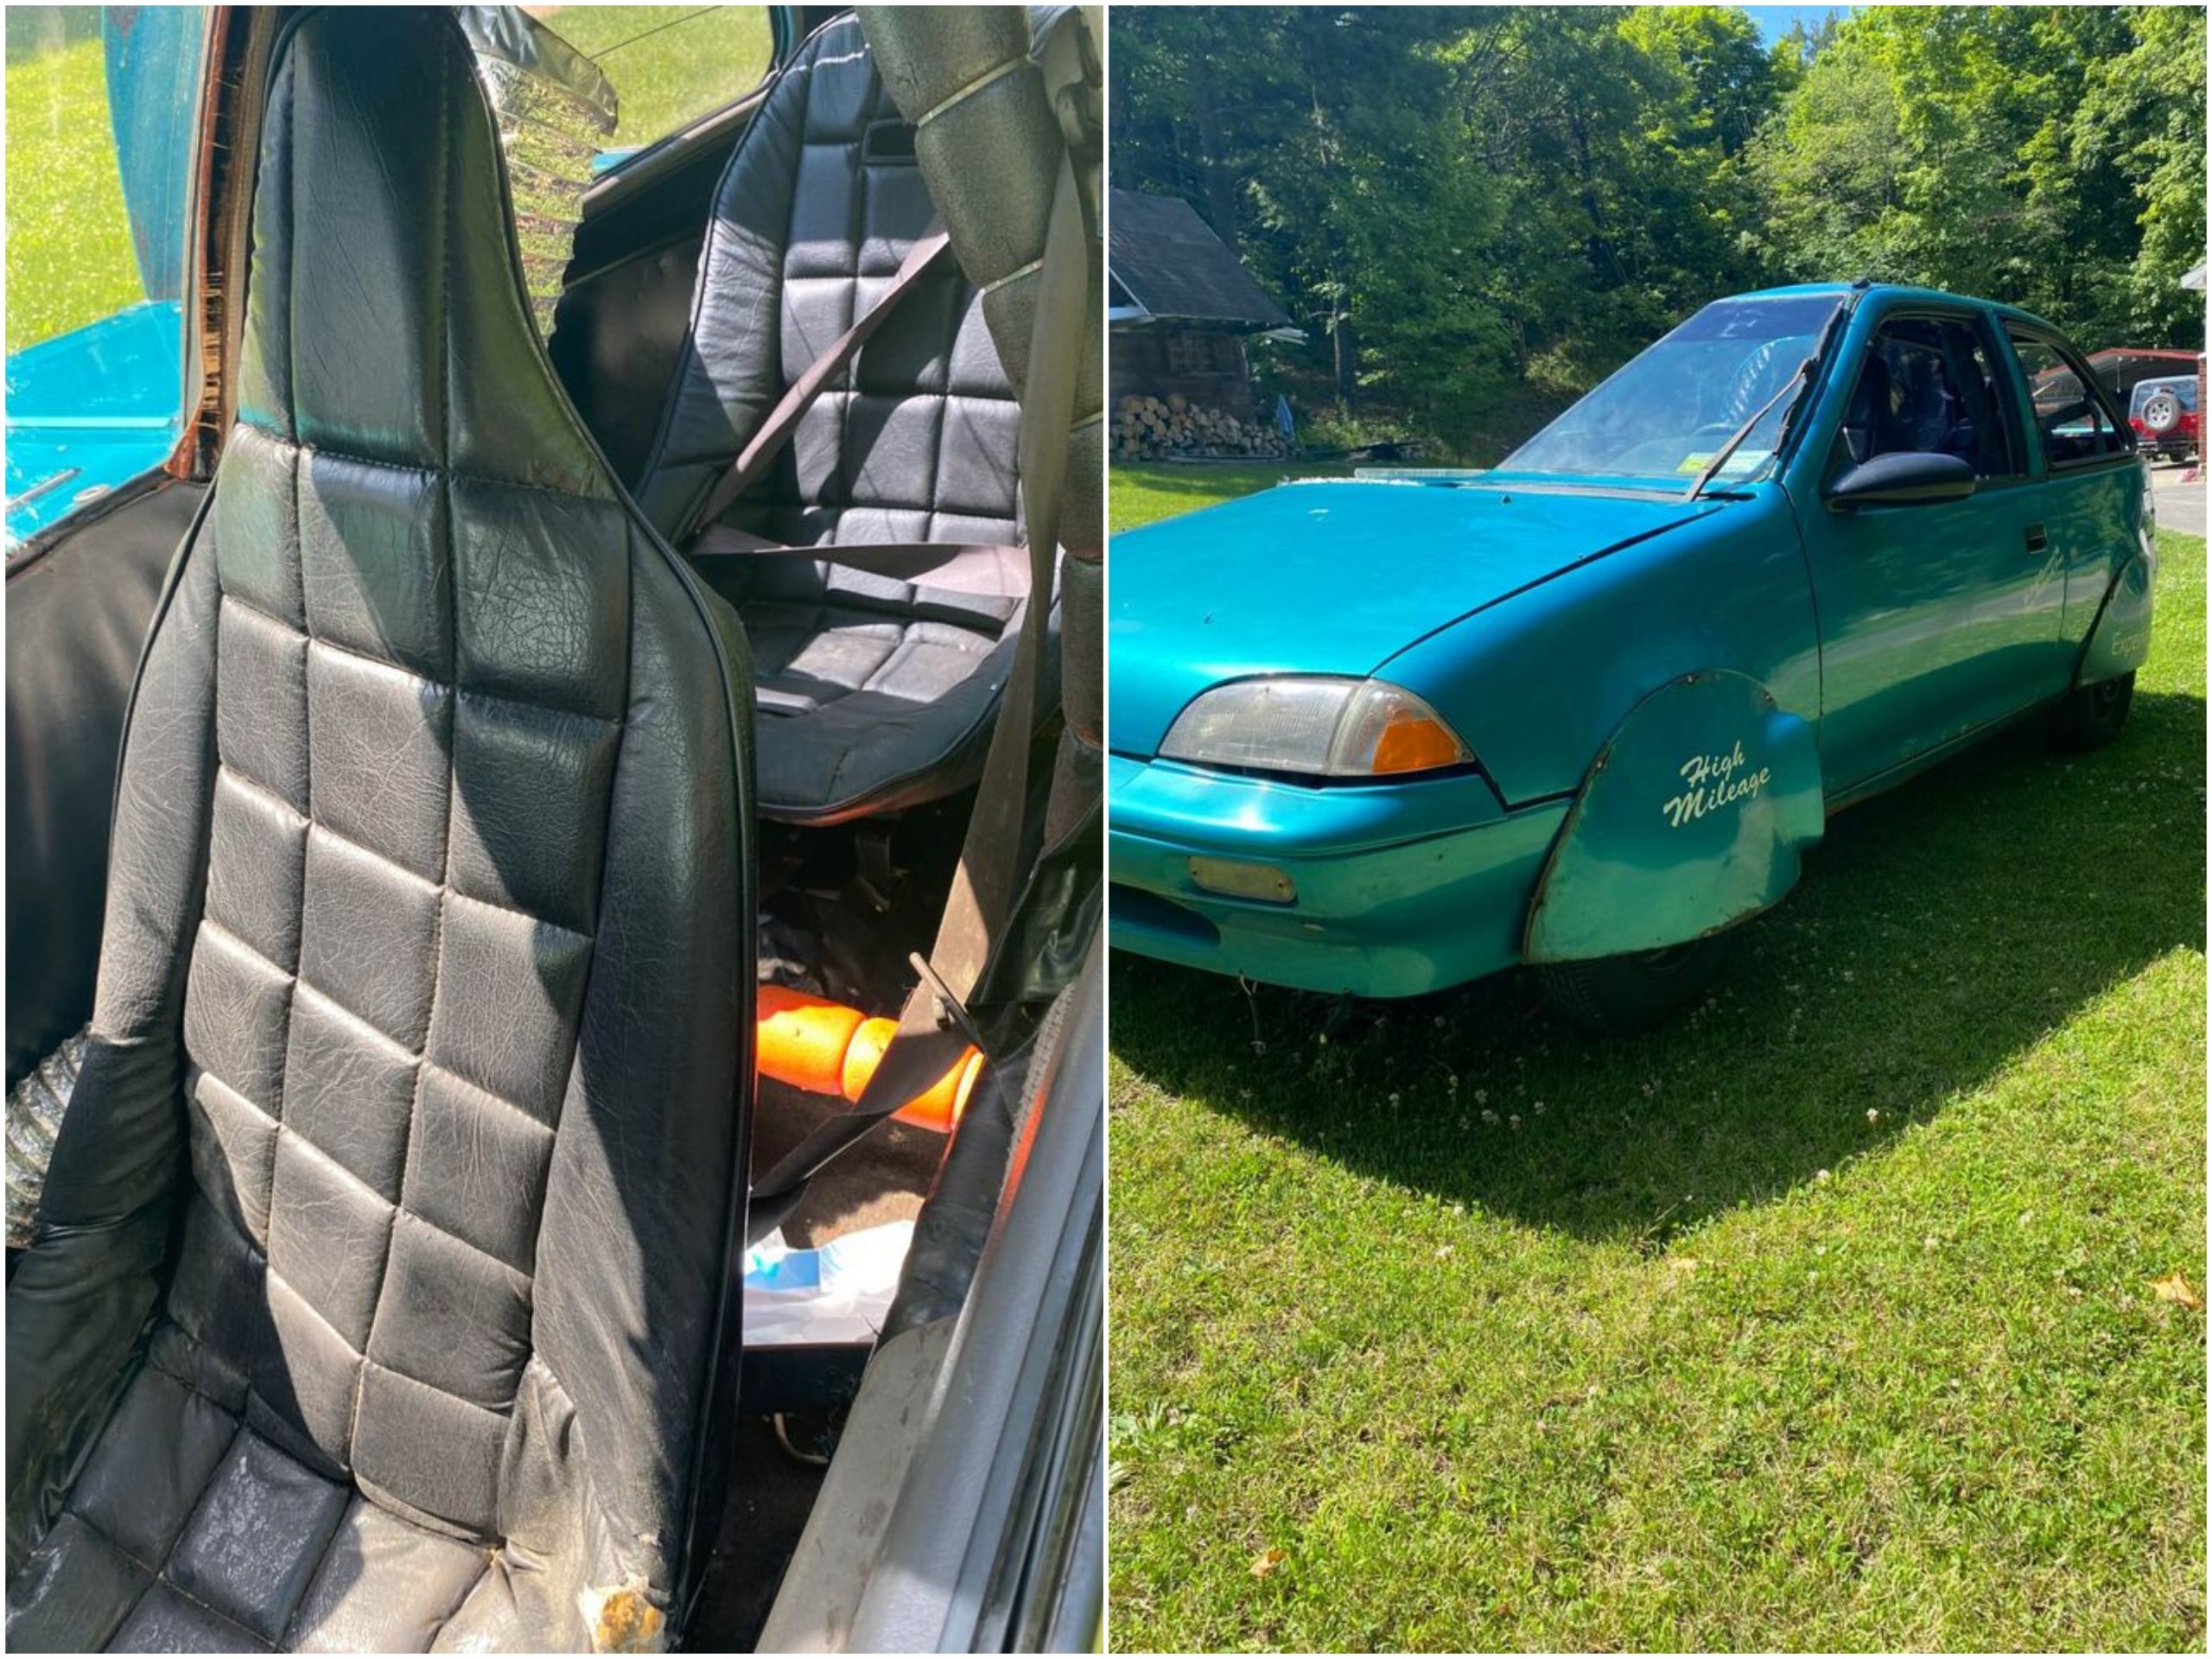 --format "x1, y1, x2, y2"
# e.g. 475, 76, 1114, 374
1840, 317, 2023, 479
